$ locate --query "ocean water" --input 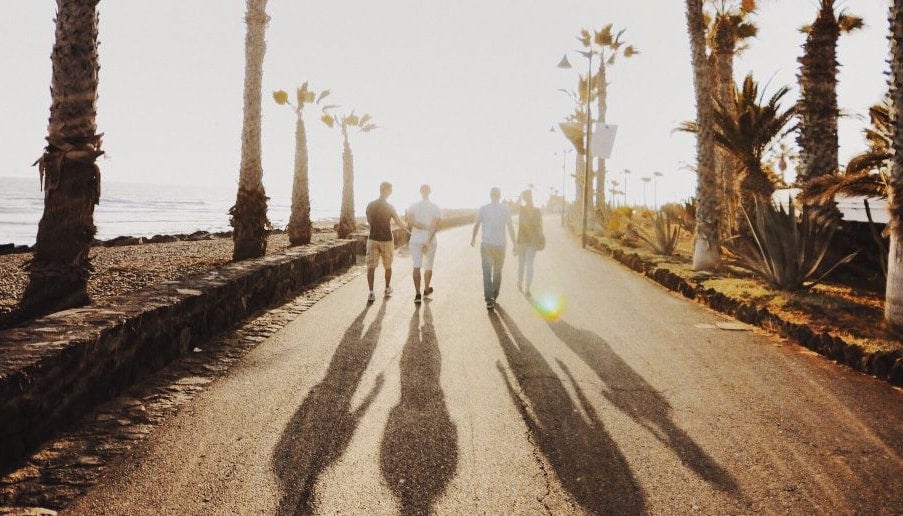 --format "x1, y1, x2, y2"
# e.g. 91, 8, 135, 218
0, 177, 339, 246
